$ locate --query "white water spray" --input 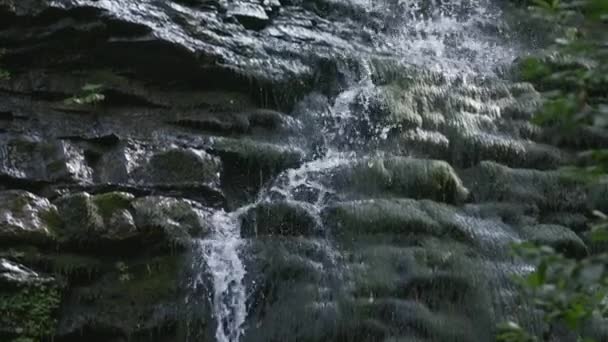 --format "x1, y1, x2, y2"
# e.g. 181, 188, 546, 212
191, 209, 249, 342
